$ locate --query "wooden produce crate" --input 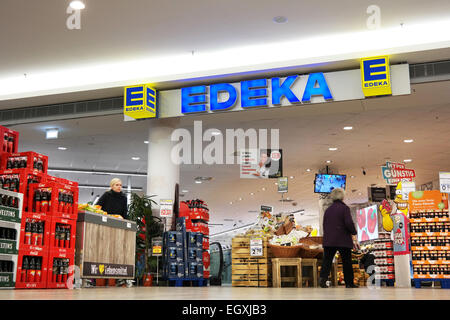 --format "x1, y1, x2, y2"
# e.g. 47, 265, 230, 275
231, 236, 272, 287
